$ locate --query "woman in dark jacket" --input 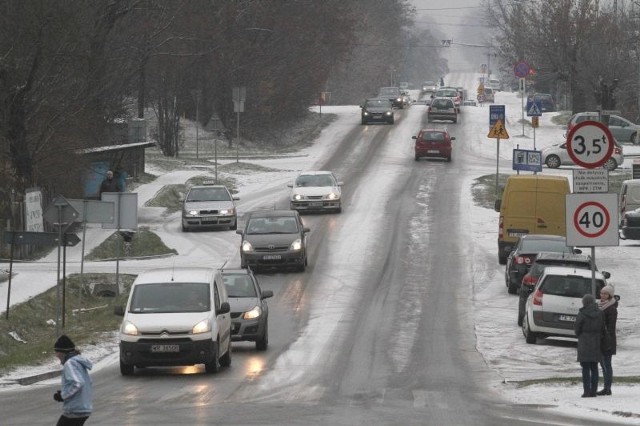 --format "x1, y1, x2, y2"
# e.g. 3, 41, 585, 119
597, 285, 618, 396
574, 294, 605, 398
